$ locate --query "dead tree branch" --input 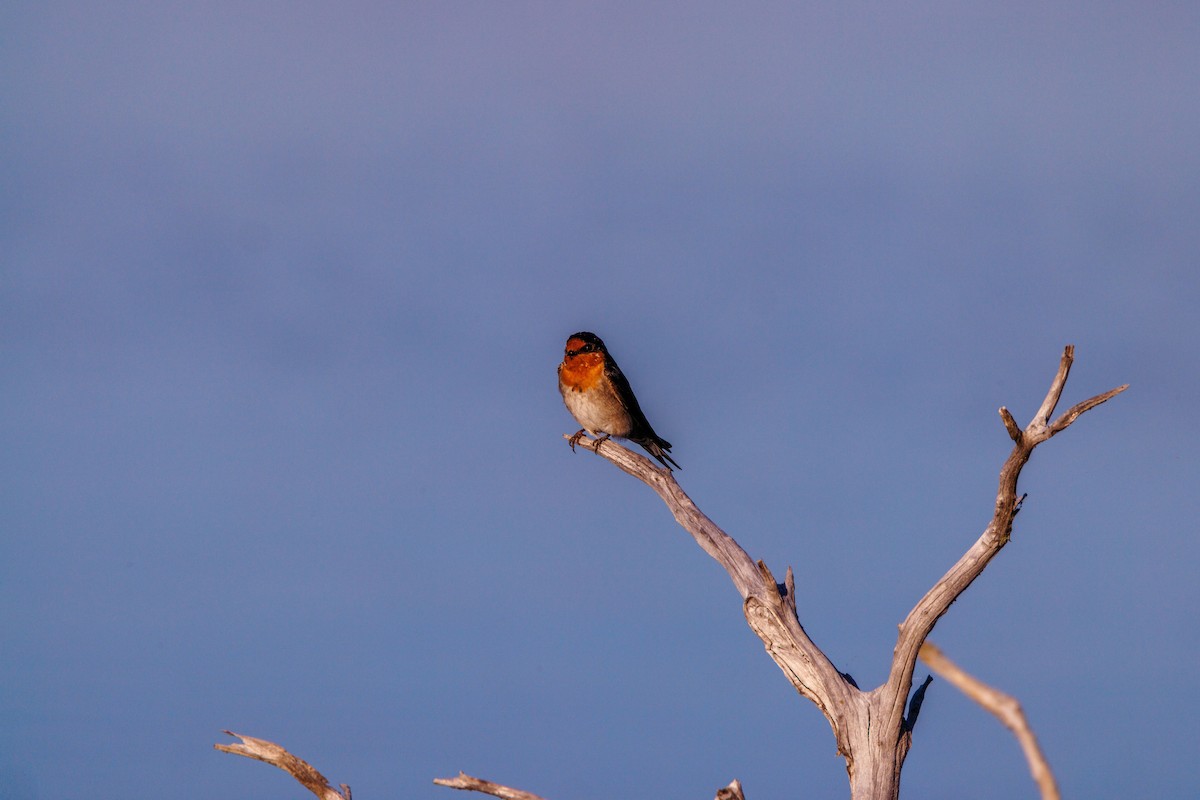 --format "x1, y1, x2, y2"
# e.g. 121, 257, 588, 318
884, 347, 1127, 754
555, 345, 1124, 800
432, 772, 746, 800
920, 642, 1060, 800
434, 772, 550, 800
215, 731, 351, 800
715, 778, 746, 800
213, 349, 1122, 800
563, 427, 855, 744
